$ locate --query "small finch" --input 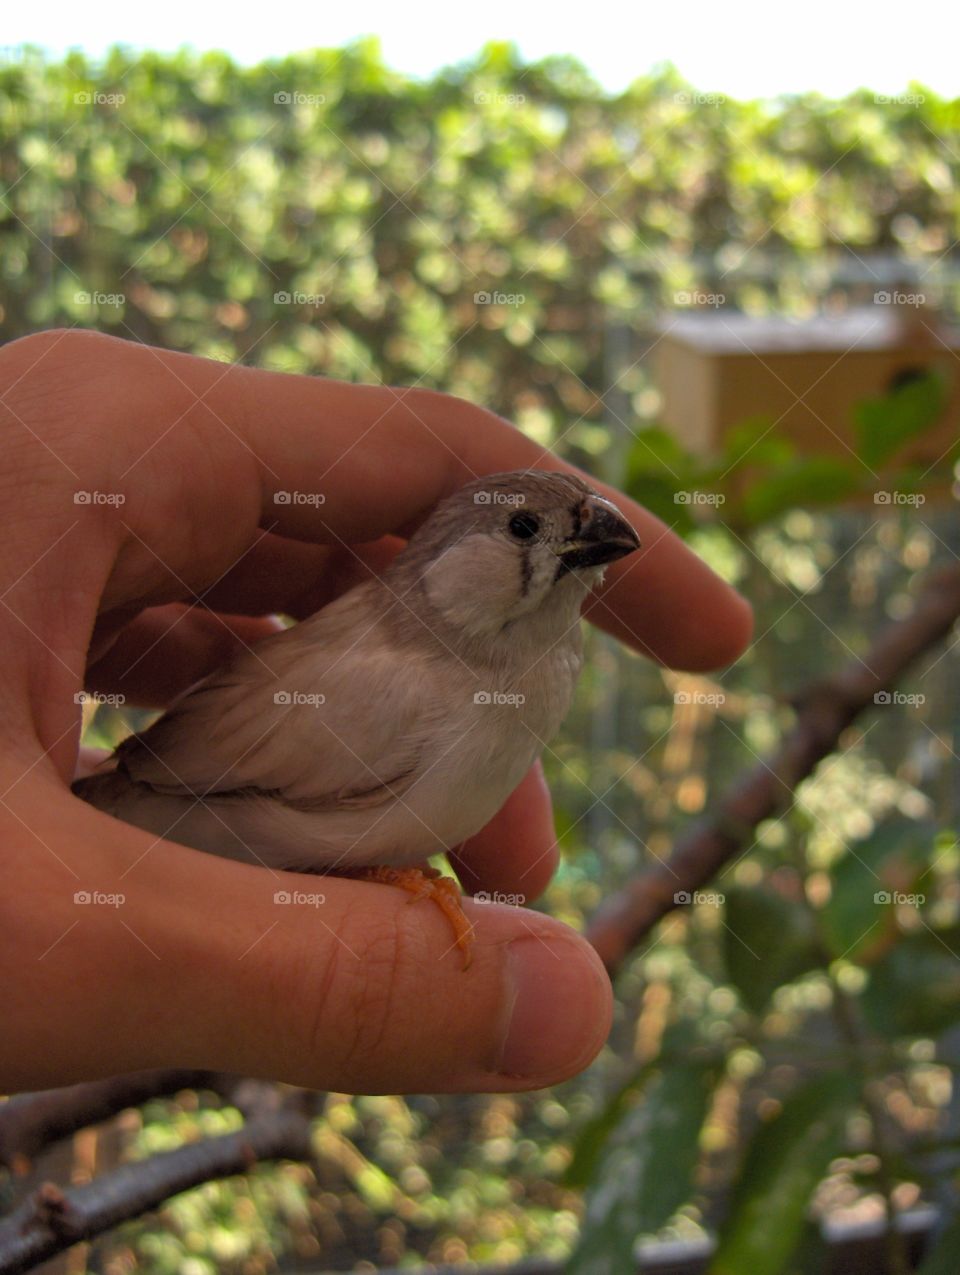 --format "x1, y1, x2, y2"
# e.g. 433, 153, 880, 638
74, 470, 640, 963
